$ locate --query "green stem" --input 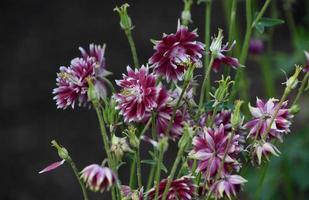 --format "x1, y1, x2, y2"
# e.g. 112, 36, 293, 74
259, 56, 276, 97
254, 162, 269, 200
228, 0, 237, 45
199, 56, 215, 109
125, 29, 139, 68
154, 148, 165, 200
292, 73, 309, 106
161, 144, 186, 200
204, 0, 212, 101
129, 157, 136, 188
136, 146, 142, 189
67, 157, 89, 200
